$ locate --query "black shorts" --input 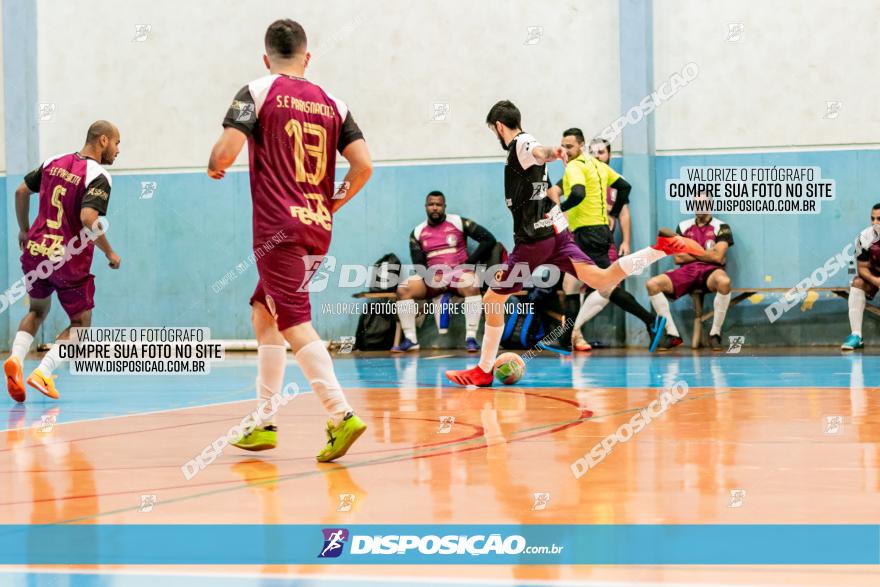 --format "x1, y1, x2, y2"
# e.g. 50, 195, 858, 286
572, 225, 615, 269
